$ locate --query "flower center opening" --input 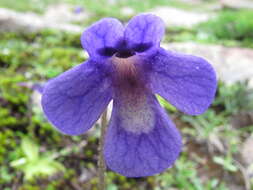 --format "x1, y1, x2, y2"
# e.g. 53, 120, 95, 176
115, 50, 135, 58
98, 42, 152, 58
